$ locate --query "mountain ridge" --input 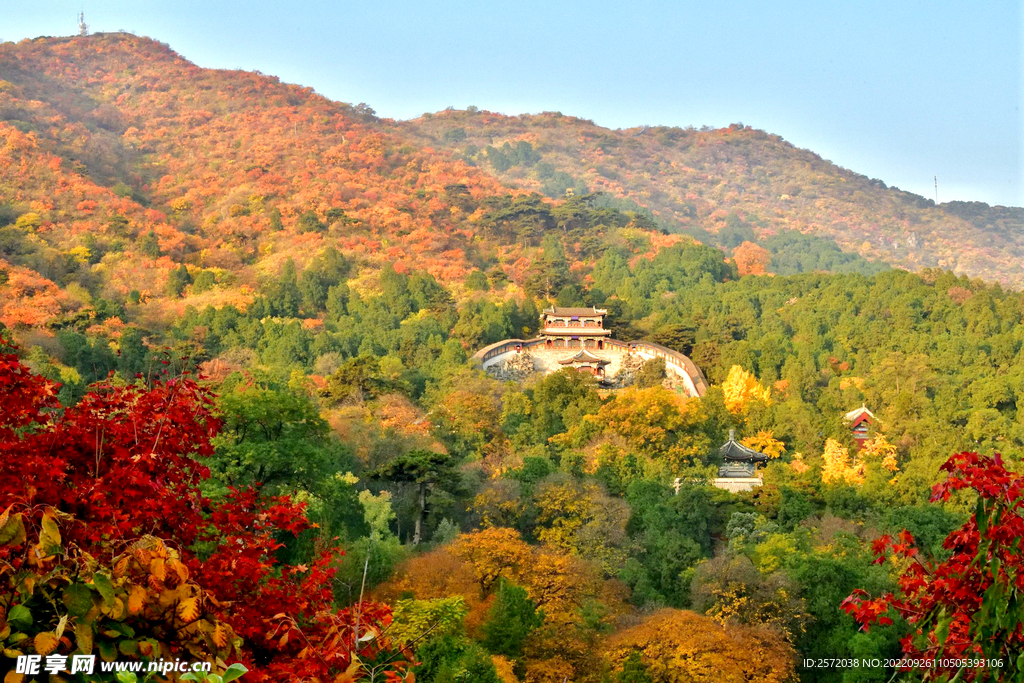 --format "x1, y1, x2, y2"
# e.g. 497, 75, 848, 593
1, 33, 1022, 335
394, 108, 1024, 285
